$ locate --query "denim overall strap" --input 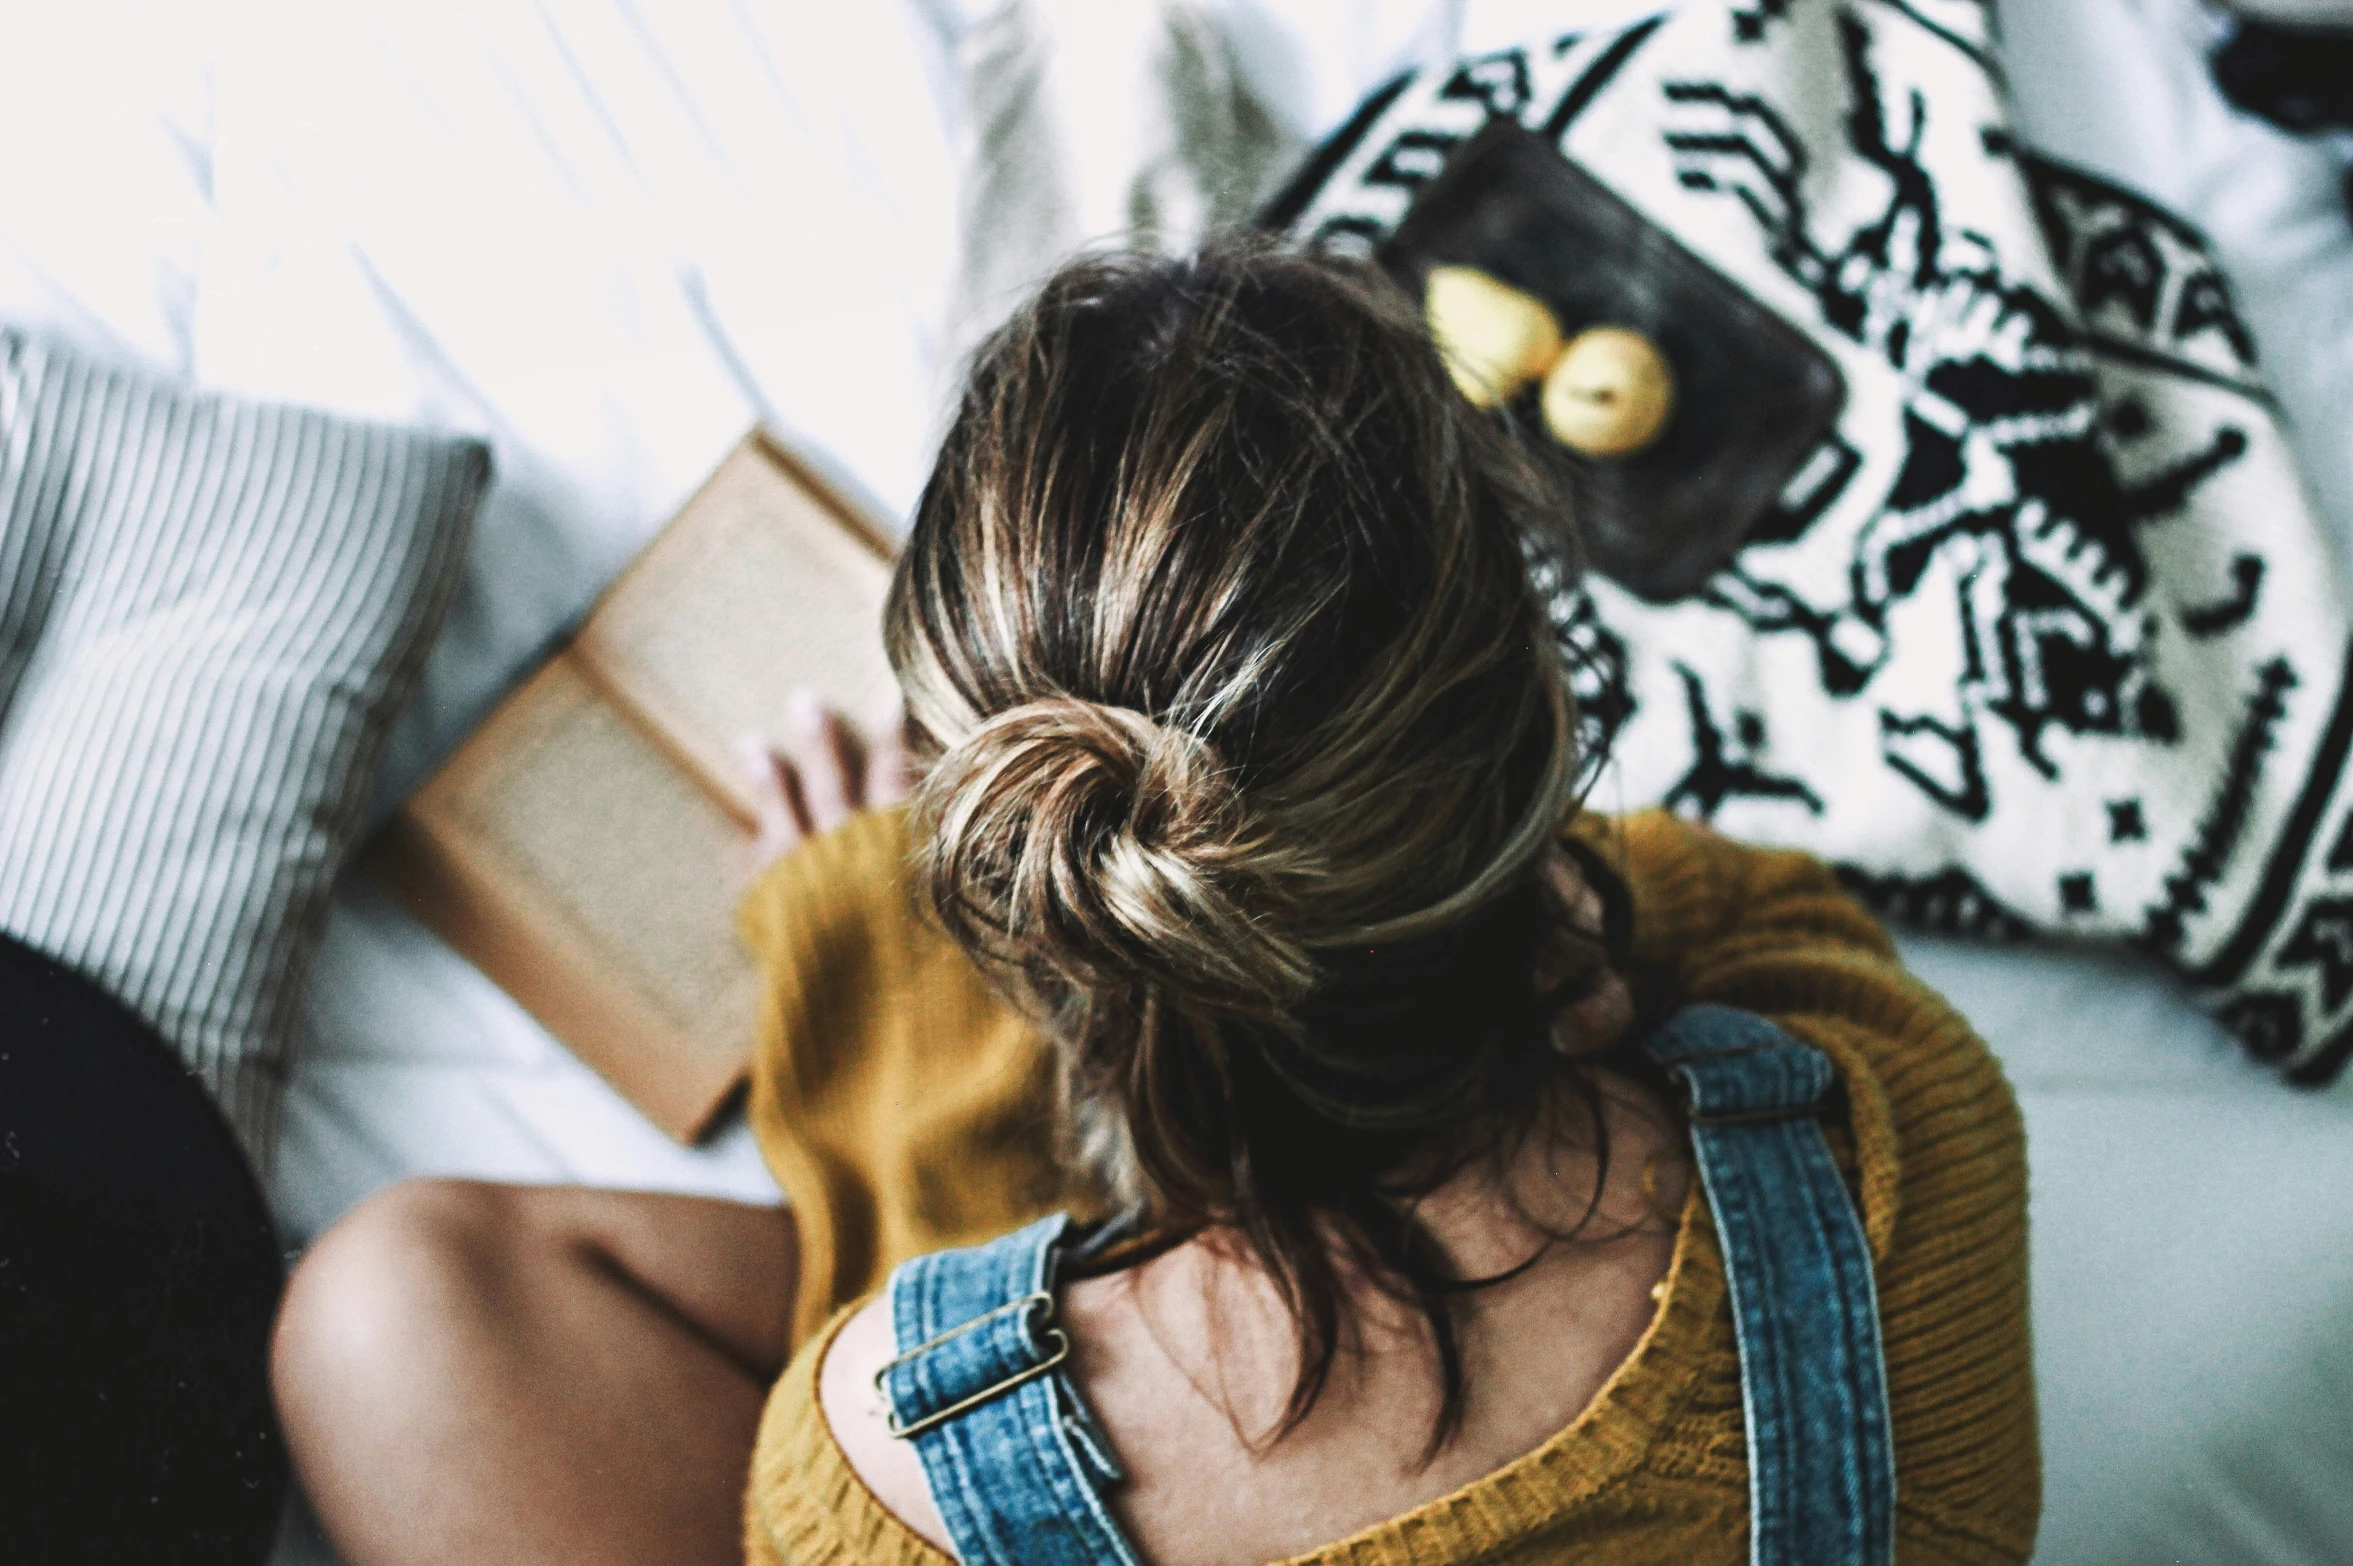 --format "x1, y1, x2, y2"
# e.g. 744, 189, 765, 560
1644, 1004, 1896, 1566
879, 1214, 1143, 1566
